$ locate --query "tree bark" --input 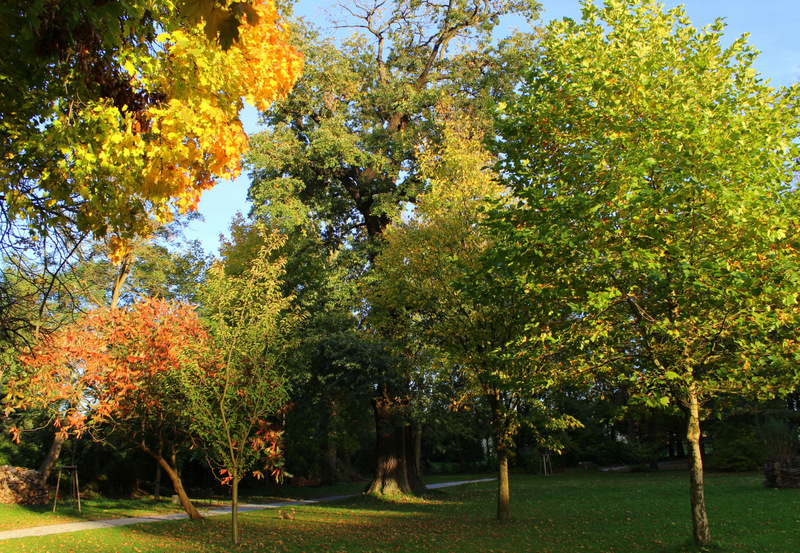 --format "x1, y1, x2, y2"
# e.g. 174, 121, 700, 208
133, 438, 201, 520
686, 390, 711, 547
487, 388, 512, 521
153, 461, 162, 501
38, 433, 66, 485
110, 250, 135, 309
365, 395, 426, 495
323, 436, 338, 486
322, 401, 338, 485
455, 435, 468, 472
154, 455, 202, 520
414, 427, 423, 477
497, 445, 511, 521
232, 476, 240, 545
